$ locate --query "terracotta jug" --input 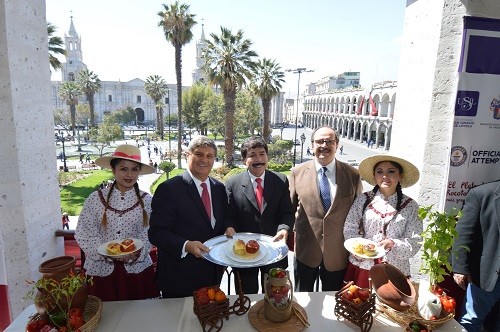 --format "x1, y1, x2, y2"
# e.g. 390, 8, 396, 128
35, 256, 89, 316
